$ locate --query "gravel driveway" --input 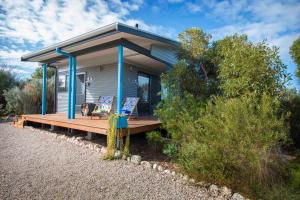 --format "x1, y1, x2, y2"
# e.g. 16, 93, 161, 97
0, 123, 208, 200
